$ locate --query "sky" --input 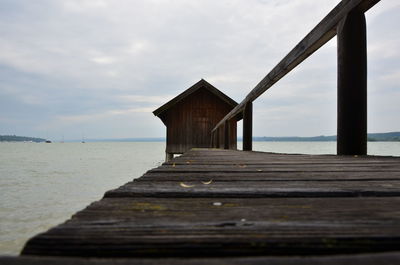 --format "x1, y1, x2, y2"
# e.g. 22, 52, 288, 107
0, 0, 399, 141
